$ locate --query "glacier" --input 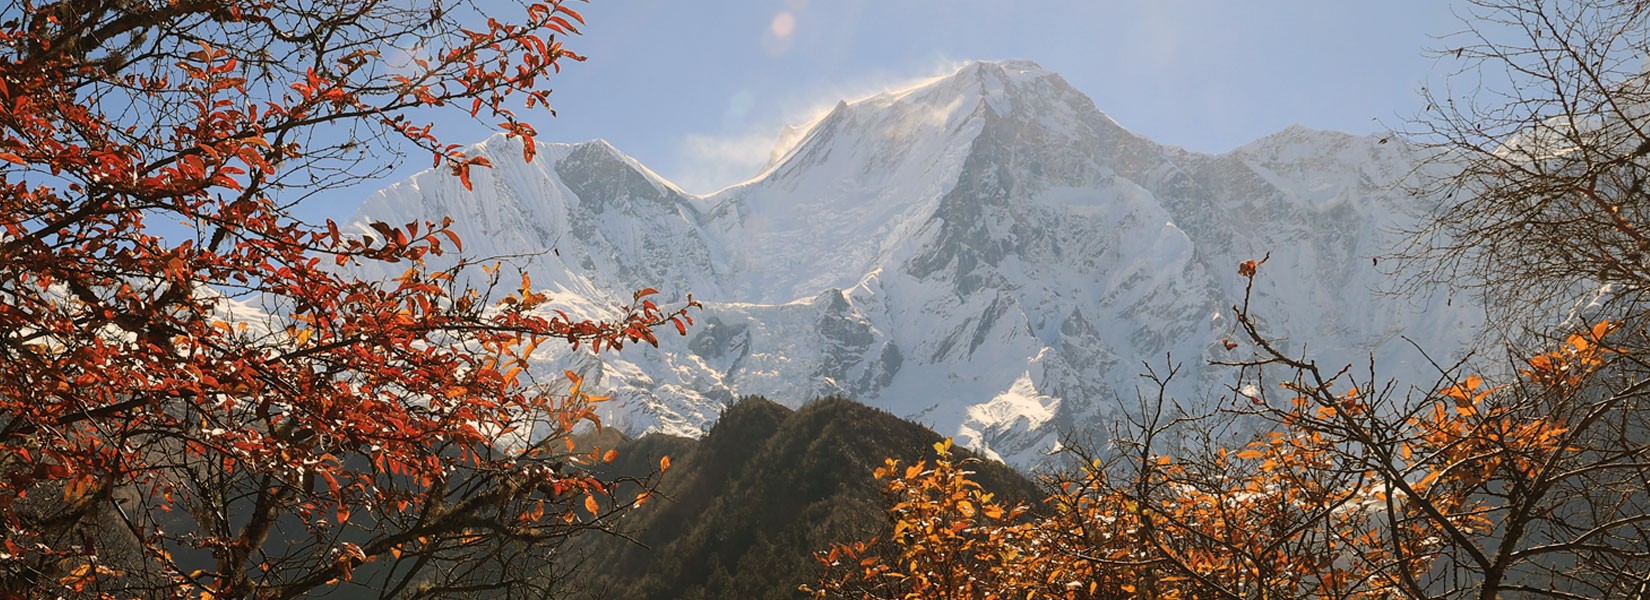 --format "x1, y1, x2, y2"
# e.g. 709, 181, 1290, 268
352, 60, 1480, 468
